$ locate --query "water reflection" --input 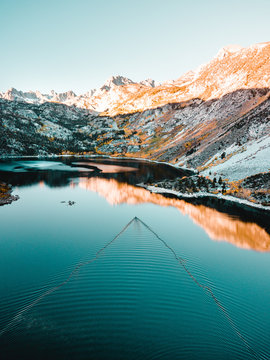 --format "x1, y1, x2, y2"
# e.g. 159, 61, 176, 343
79, 177, 270, 252
0, 158, 269, 251
0, 157, 190, 187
